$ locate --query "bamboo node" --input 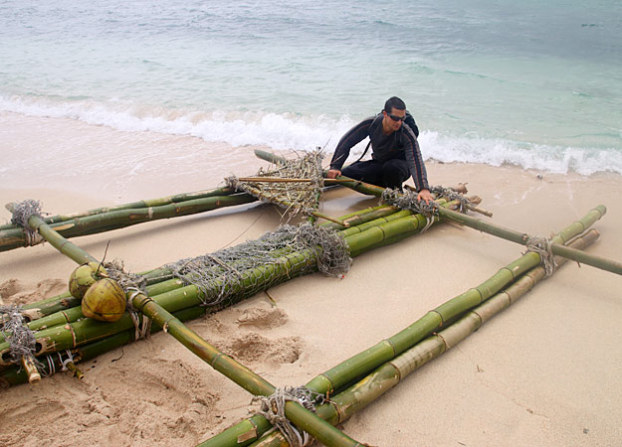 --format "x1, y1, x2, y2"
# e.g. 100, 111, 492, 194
252, 386, 327, 447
